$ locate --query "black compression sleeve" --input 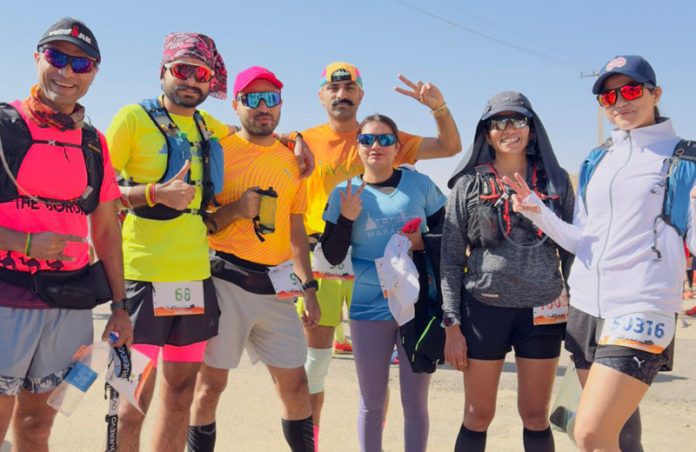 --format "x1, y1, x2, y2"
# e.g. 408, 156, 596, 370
319, 215, 354, 265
